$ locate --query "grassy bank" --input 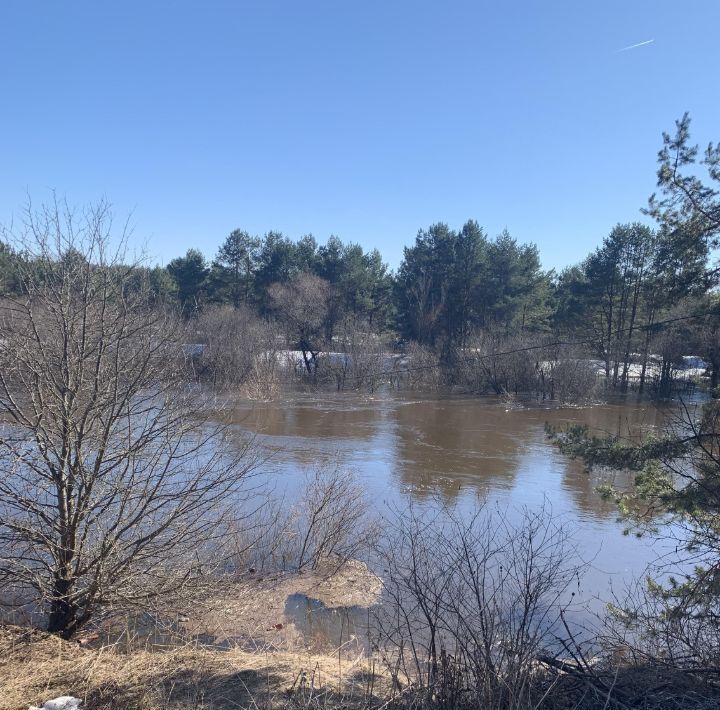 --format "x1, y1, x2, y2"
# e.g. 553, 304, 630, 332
8, 623, 720, 710
0, 624, 389, 710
